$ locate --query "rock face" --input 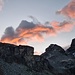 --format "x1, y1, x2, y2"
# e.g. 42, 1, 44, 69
0, 38, 75, 75
41, 44, 75, 75
66, 38, 75, 57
